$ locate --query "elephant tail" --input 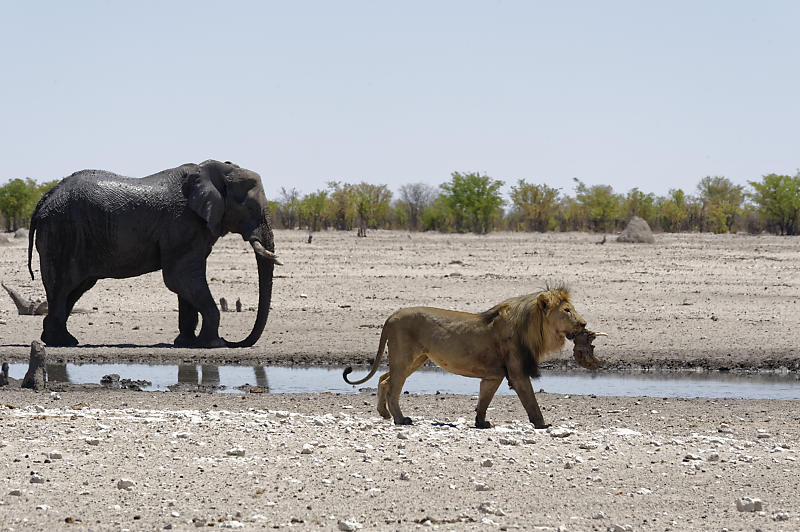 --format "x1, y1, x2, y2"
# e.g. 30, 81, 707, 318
27, 216, 36, 280
342, 321, 390, 385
